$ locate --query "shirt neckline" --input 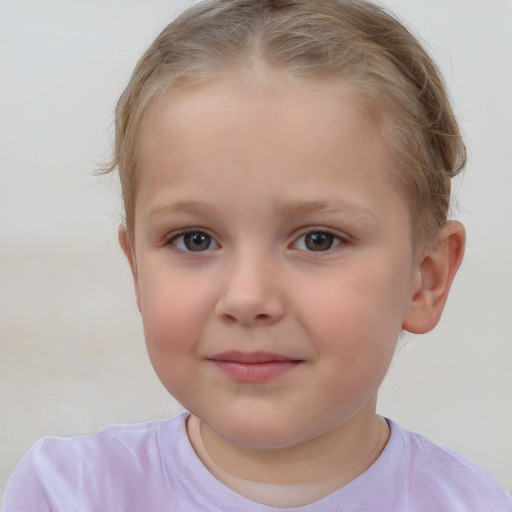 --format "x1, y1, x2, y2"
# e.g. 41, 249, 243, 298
159, 411, 404, 511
